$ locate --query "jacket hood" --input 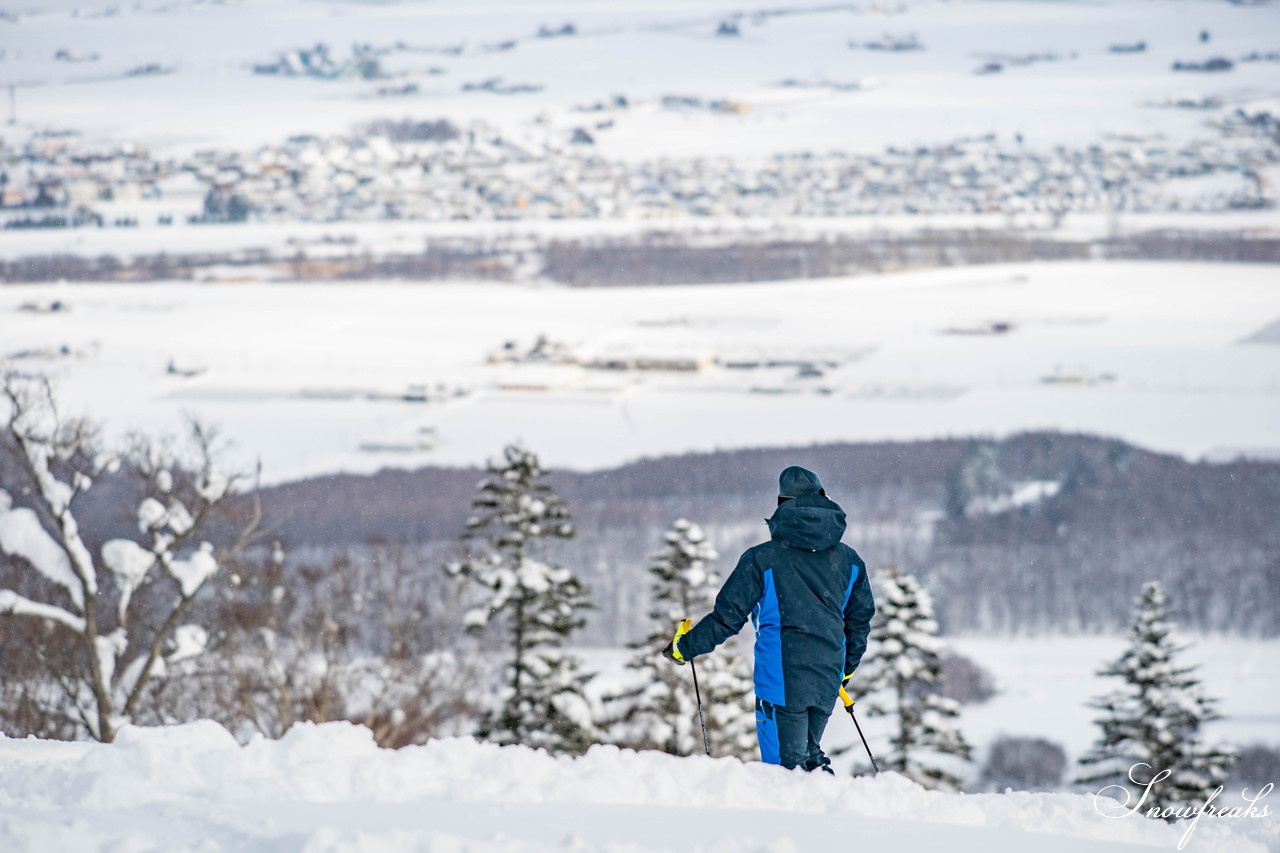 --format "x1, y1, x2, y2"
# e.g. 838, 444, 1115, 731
767, 494, 846, 551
